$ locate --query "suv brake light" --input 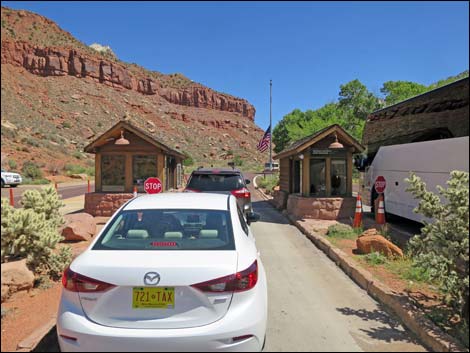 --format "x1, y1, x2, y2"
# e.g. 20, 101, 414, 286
62, 267, 115, 293
231, 187, 250, 199
191, 260, 258, 293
